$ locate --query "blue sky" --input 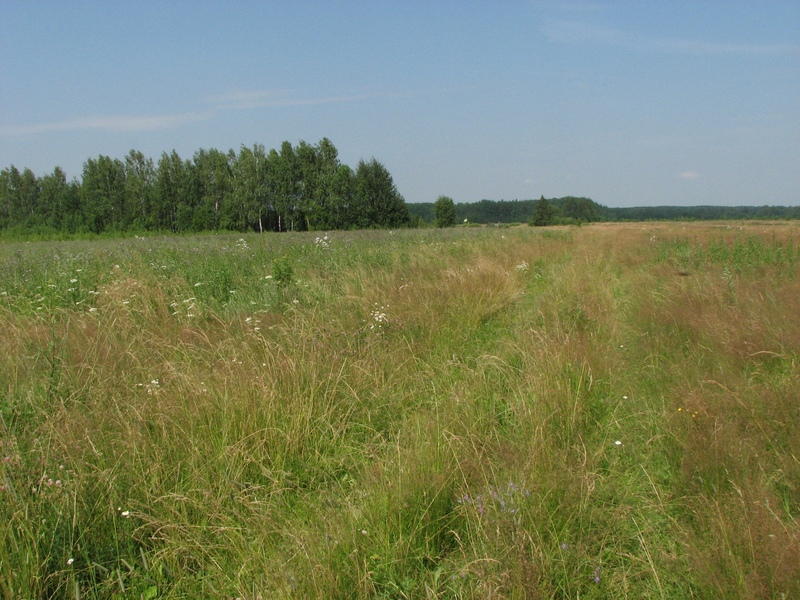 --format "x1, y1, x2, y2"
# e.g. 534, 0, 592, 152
1, 1, 798, 207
